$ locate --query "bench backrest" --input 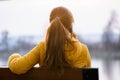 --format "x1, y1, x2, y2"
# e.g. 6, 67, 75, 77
0, 68, 99, 80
